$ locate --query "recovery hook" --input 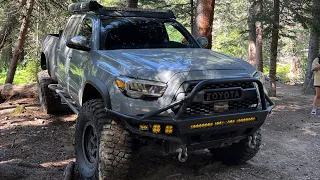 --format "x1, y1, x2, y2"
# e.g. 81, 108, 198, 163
176, 147, 188, 163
